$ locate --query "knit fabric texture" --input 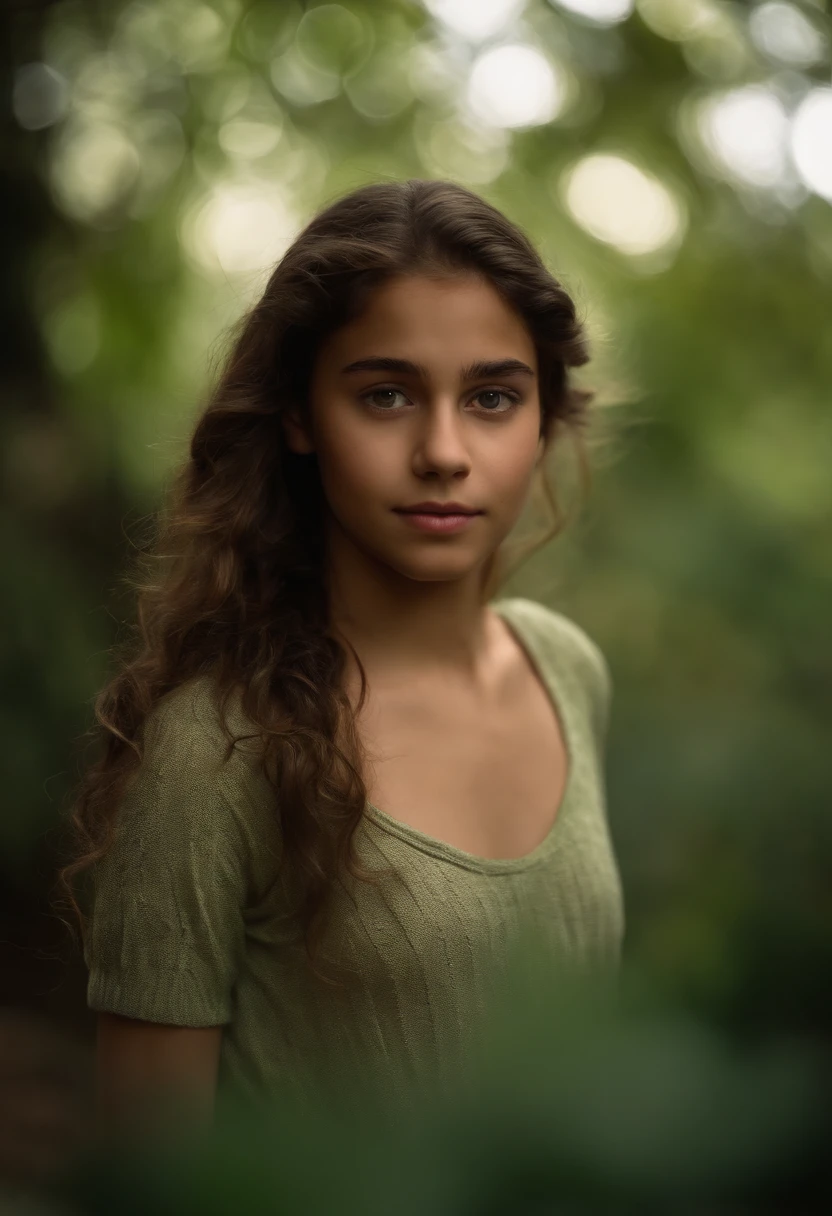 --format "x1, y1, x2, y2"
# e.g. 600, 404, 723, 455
84, 596, 625, 1116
